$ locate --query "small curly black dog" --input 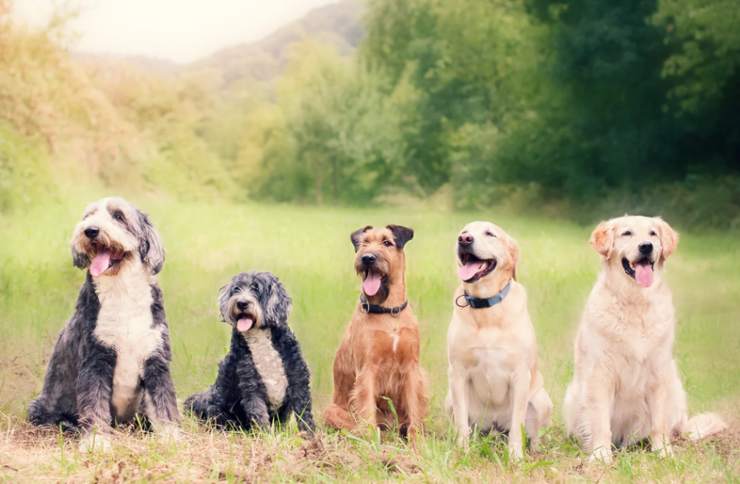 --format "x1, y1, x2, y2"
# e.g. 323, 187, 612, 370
184, 272, 315, 432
